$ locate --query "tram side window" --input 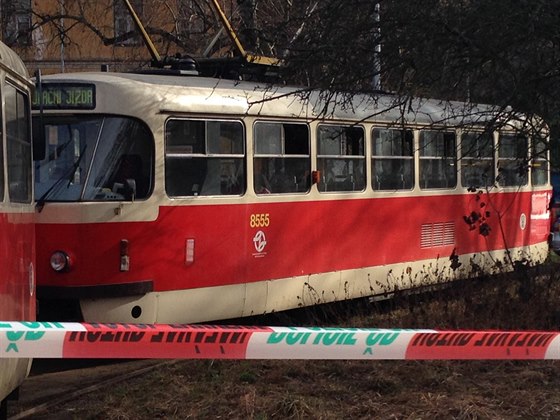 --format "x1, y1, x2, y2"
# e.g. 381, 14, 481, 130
372, 128, 413, 191
5, 84, 31, 203
419, 130, 457, 189
253, 121, 310, 194
531, 134, 548, 186
317, 125, 365, 193
165, 119, 245, 197
460, 132, 494, 188
497, 134, 528, 187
